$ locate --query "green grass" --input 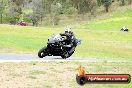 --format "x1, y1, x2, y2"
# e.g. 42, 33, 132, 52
0, 25, 60, 53
81, 17, 132, 30
80, 7, 132, 30
0, 24, 131, 60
